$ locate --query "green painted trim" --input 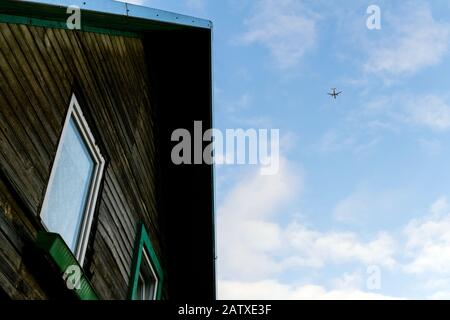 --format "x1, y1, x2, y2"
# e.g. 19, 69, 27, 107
35, 231, 99, 300
128, 223, 164, 300
0, 13, 139, 38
